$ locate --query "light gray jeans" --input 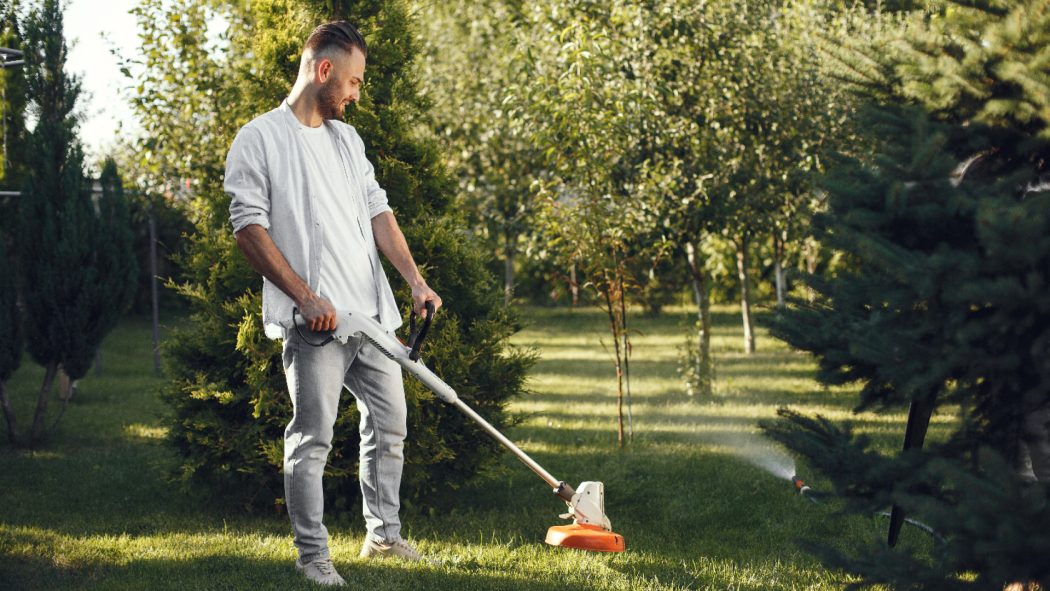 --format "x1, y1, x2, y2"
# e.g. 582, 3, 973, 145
282, 328, 407, 563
